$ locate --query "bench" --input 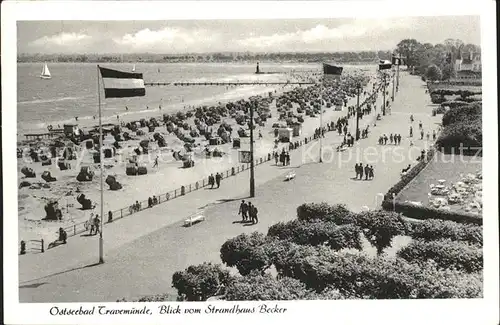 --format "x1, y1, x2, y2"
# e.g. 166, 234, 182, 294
285, 172, 296, 181
184, 214, 205, 227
